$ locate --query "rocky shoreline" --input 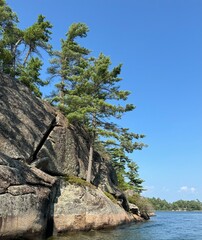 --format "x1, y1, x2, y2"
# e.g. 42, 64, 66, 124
0, 74, 147, 239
